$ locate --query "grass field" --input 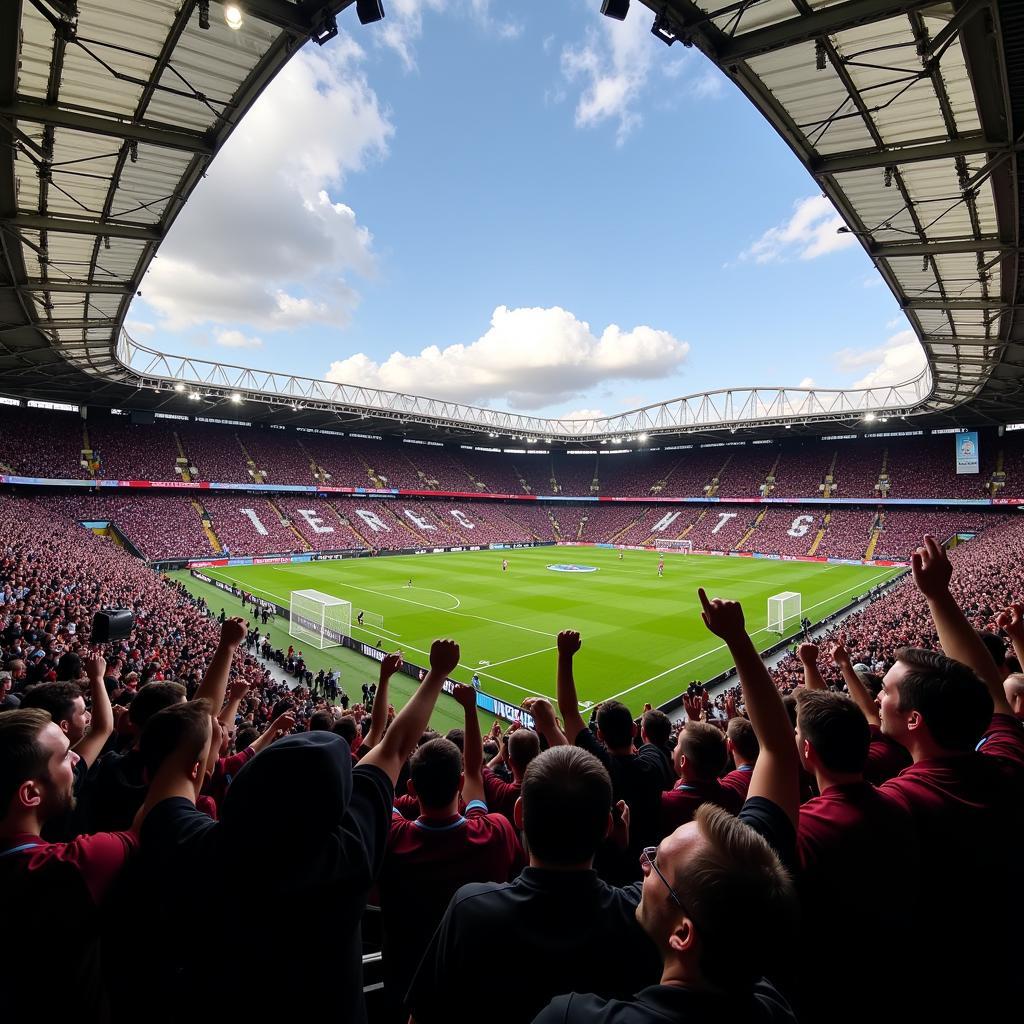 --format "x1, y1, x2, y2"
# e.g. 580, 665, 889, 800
173, 548, 903, 725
